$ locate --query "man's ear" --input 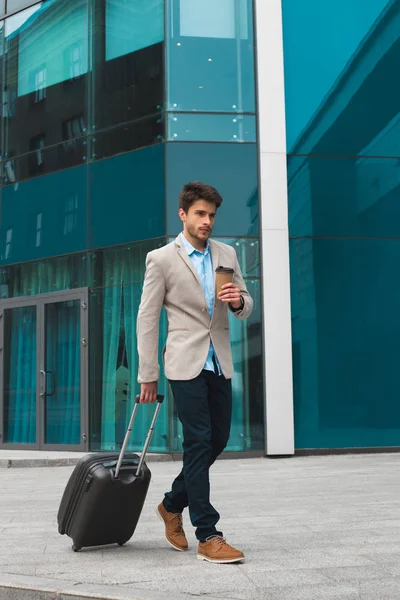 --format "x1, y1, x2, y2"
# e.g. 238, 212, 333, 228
178, 208, 186, 223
